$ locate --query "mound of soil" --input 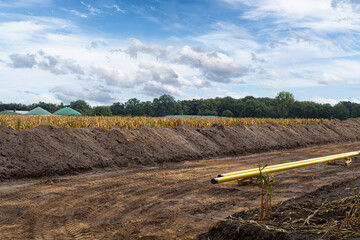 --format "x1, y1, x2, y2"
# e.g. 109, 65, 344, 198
198, 177, 360, 240
2, 118, 360, 180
